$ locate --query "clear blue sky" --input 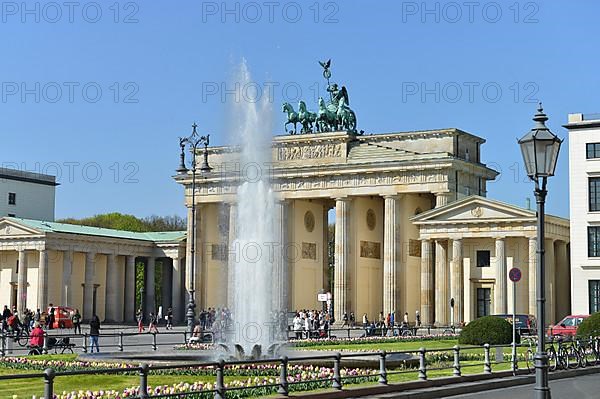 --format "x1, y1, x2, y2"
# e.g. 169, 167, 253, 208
1, 0, 597, 219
